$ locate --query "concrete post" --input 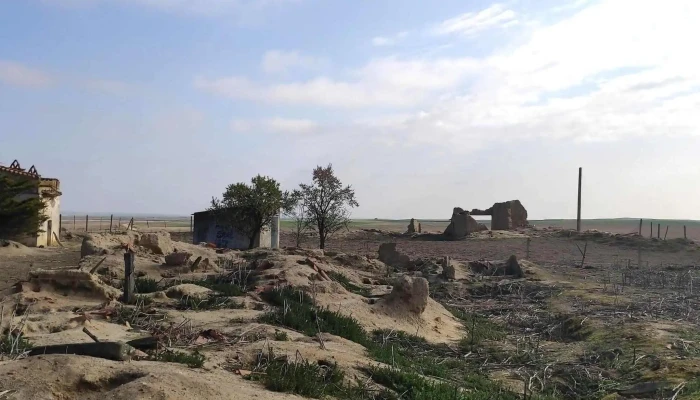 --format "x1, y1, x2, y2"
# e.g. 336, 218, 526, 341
271, 214, 280, 249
